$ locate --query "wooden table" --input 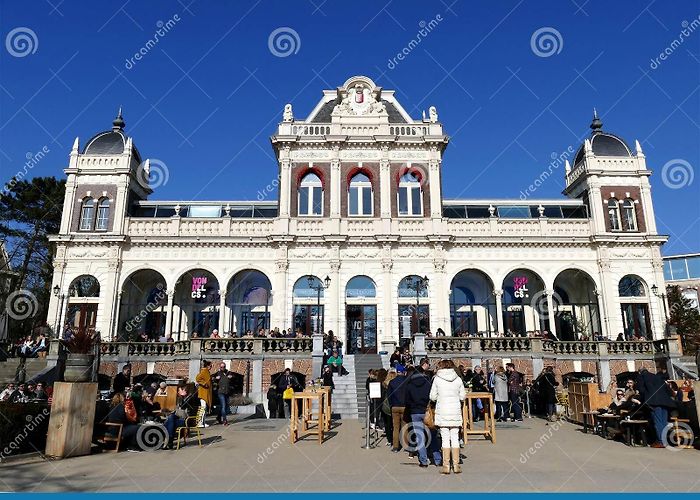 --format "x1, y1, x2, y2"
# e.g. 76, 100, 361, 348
580, 411, 599, 434
620, 419, 649, 447
290, 391, 326, 444
462, 392, 496, 444
317, 386, 332, 431
596, 413, 621, 438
